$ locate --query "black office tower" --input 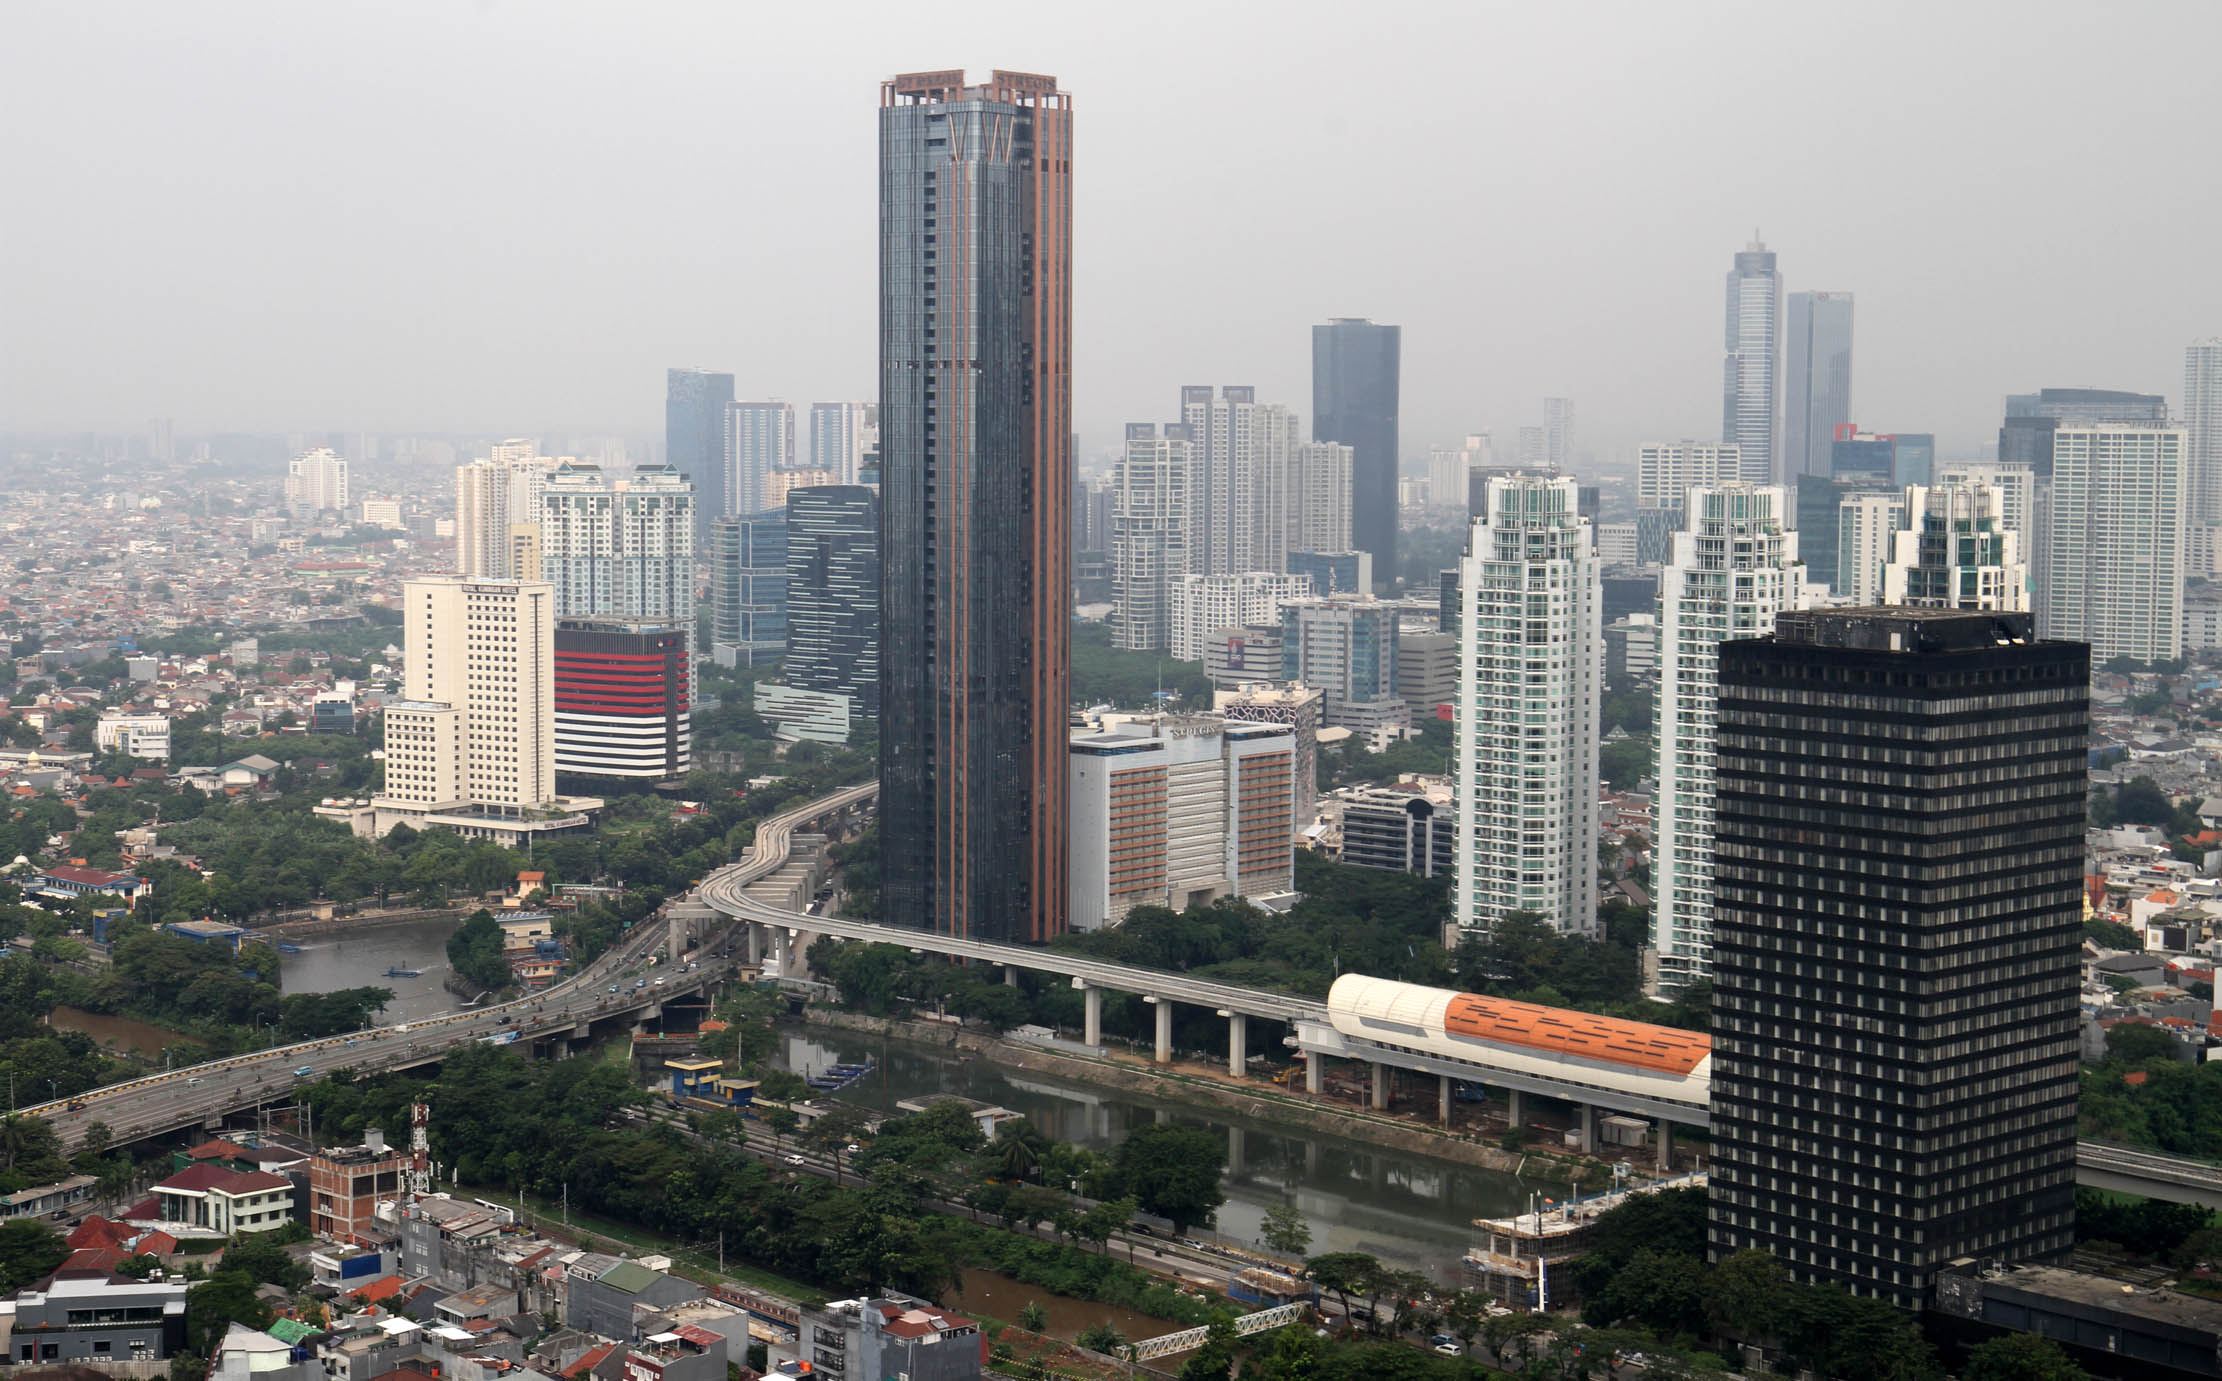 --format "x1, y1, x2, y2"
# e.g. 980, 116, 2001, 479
1313, 318, 1399, 592
667, 367, 734, 548
1708, 609, 2086, 1308
785, 485, 880, 718
879, 70, 1072, 943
